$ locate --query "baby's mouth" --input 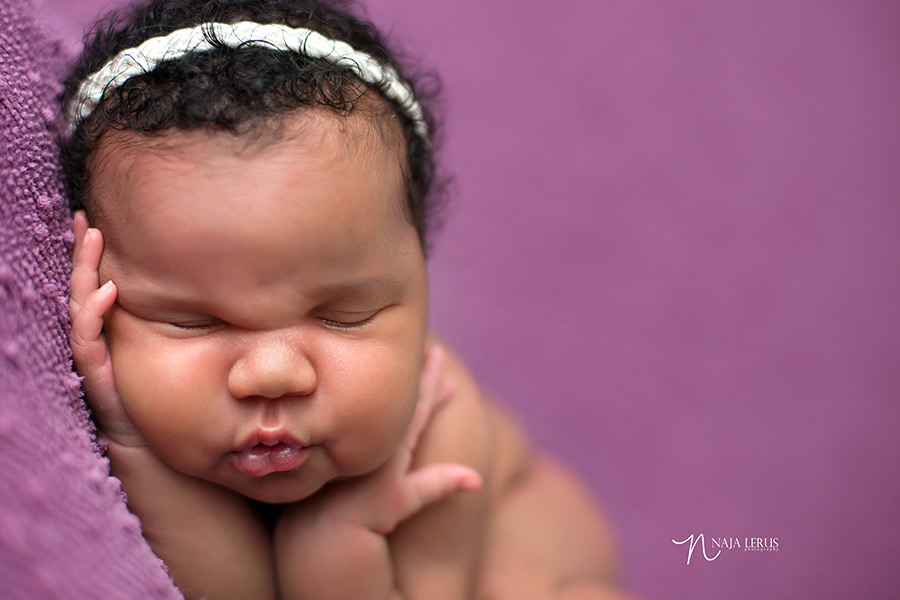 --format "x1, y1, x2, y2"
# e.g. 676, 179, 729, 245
230, 437, 309, 477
